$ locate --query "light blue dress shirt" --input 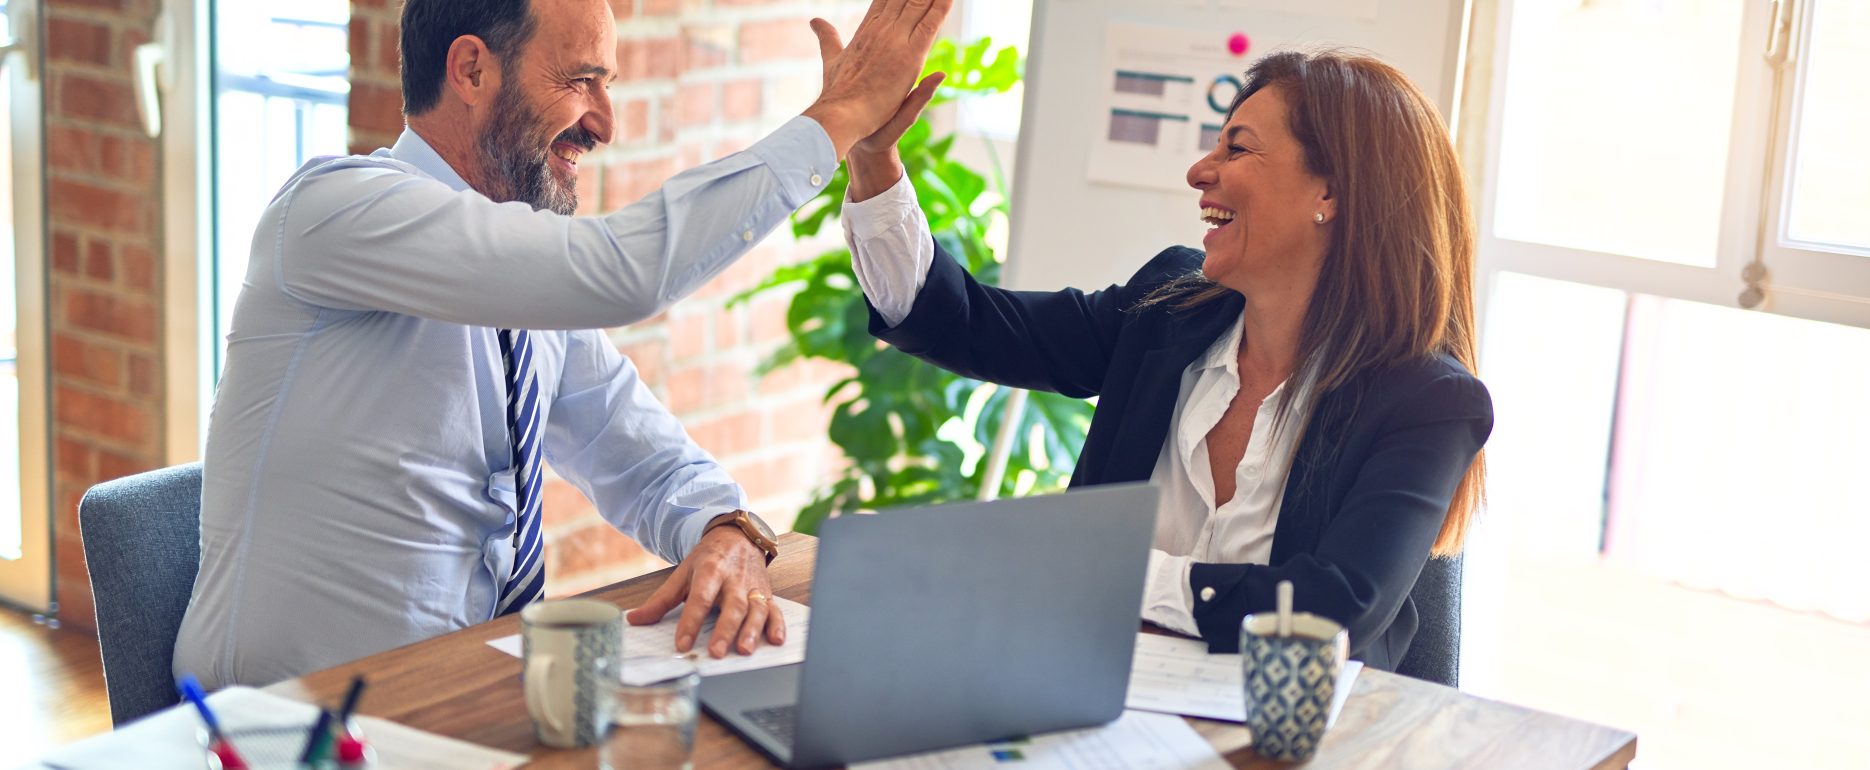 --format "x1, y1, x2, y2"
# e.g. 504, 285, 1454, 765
174, 118, 836, 688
